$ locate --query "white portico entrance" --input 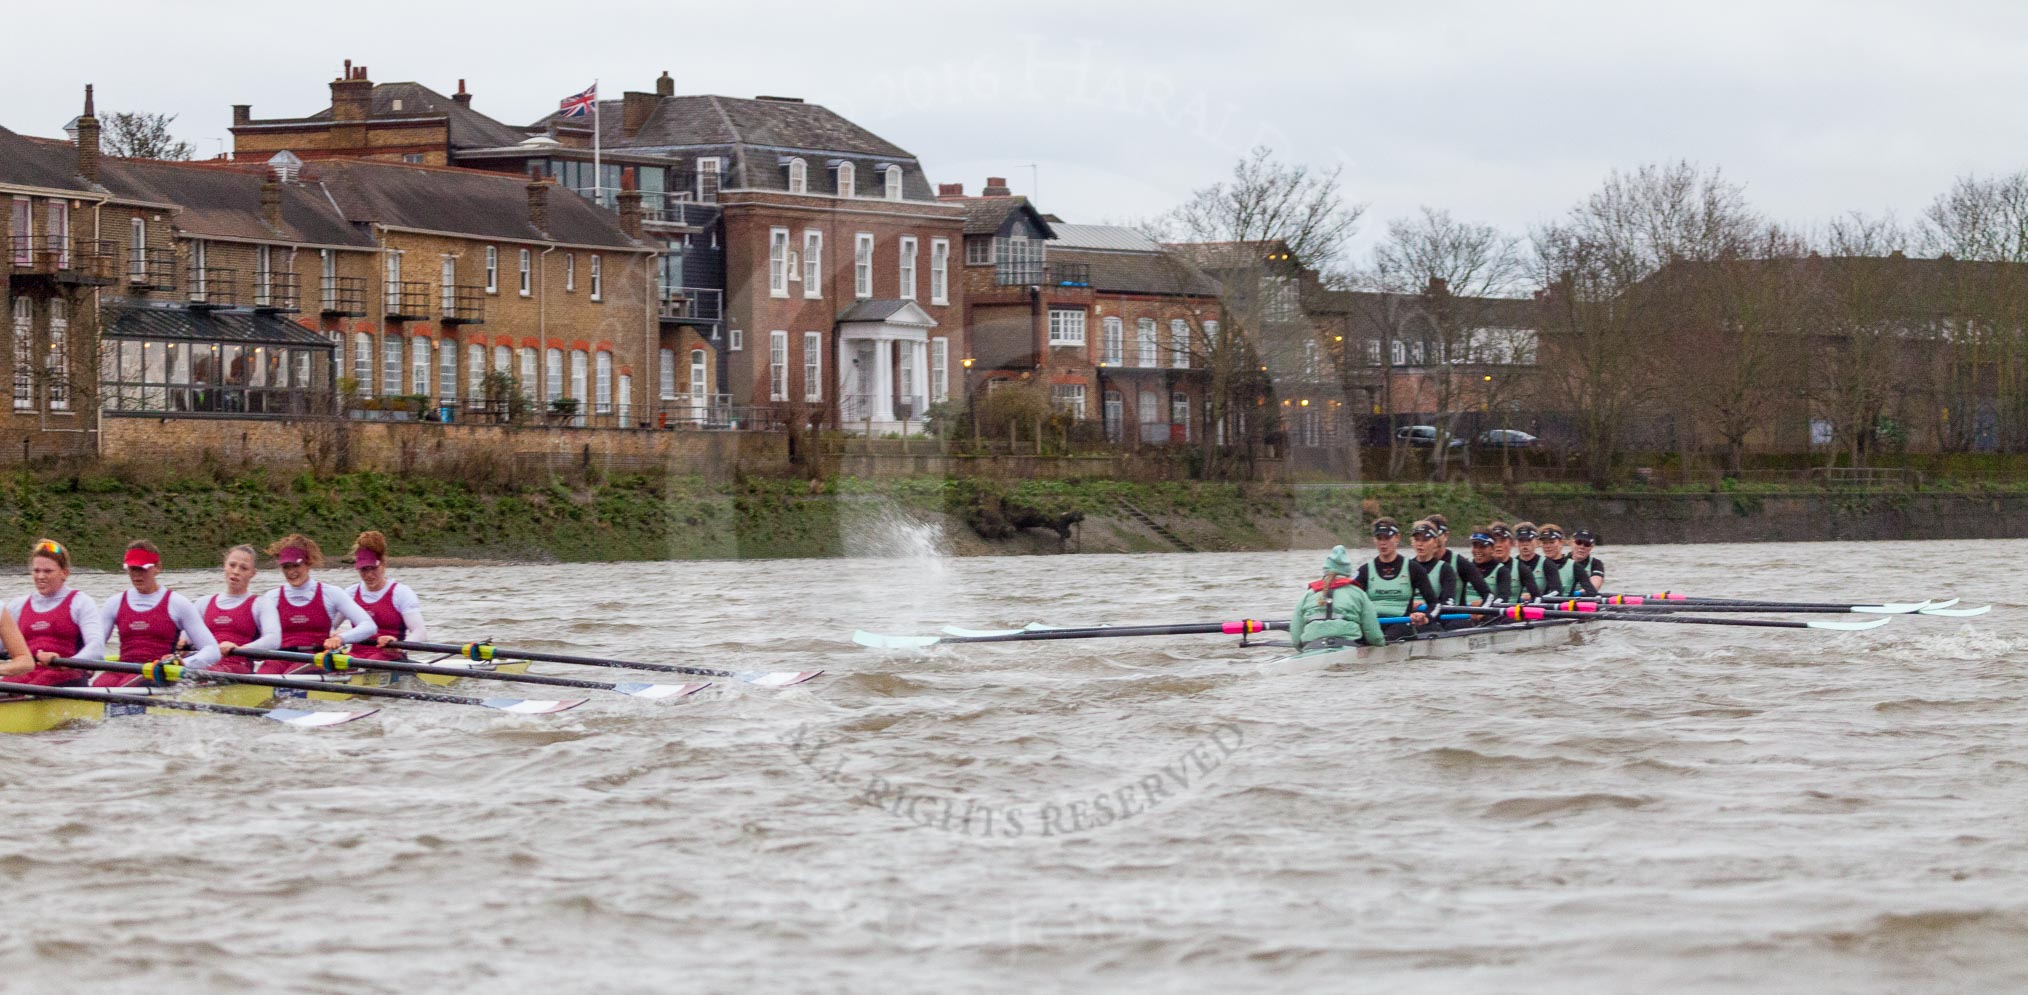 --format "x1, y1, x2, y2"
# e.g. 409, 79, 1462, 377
837, 299, 938, 434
